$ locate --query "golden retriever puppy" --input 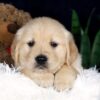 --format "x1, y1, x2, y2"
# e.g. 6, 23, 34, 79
11, 17, 82, 91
